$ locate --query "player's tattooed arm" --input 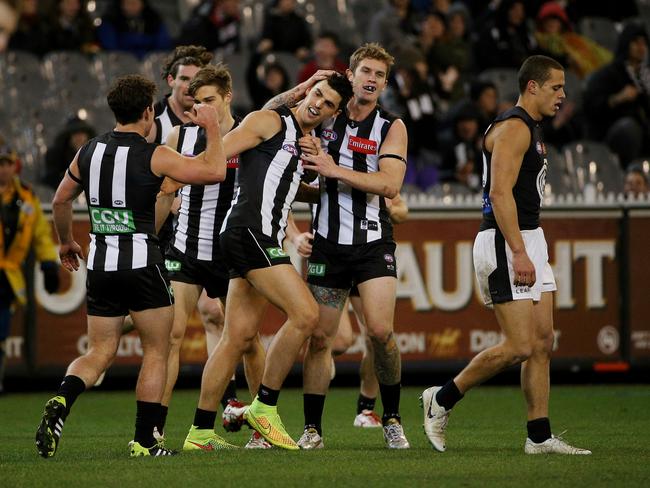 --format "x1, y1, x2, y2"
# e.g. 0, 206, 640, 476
309, 284, 348, 310
371, 333, 402, 385
263, 69, 335, 110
